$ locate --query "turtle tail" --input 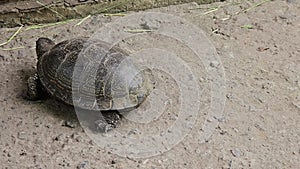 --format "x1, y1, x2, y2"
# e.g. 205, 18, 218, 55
36, 37, 55, 59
